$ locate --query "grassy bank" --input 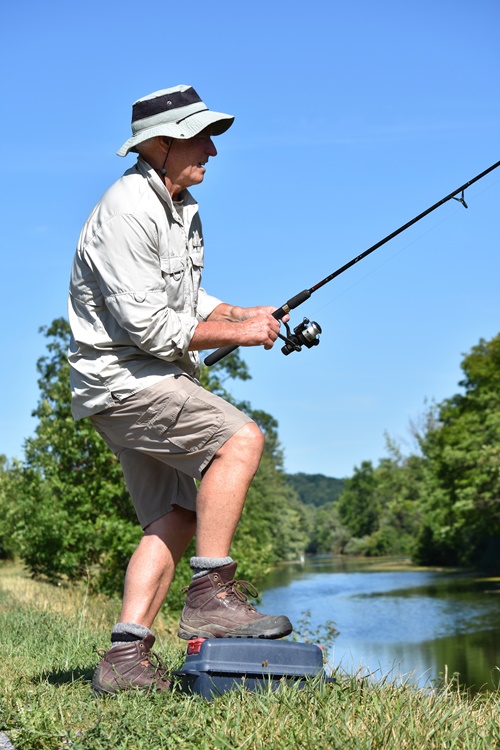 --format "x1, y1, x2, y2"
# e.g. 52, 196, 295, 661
0, 561, 499, 750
